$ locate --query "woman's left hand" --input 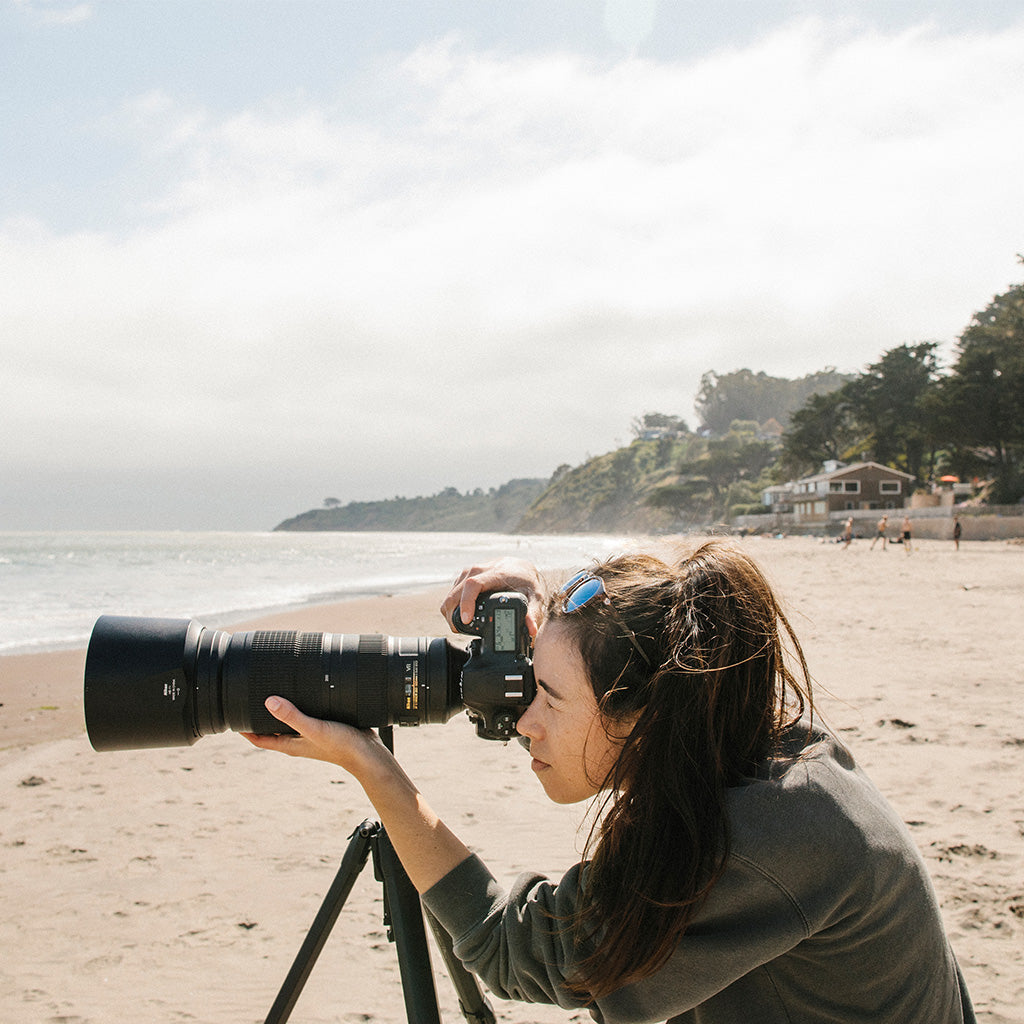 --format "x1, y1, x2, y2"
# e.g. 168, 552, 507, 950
441, 557, 548, 637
